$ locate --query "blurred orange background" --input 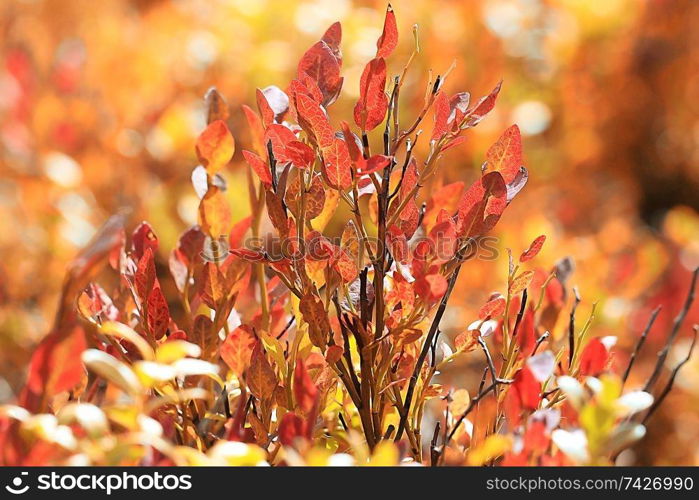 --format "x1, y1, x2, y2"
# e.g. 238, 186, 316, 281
0, 0, 697, 464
